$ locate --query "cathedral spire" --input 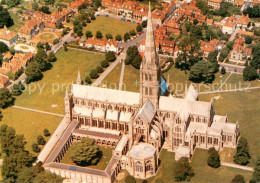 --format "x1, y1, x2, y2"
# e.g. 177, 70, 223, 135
76, 69, 82, 85
143, 2, 158, 68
